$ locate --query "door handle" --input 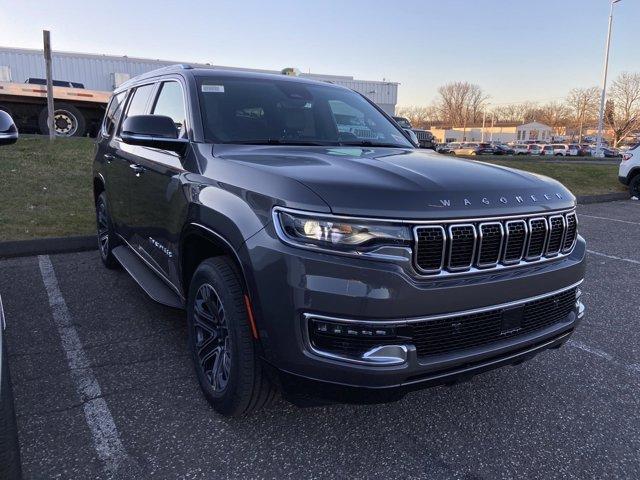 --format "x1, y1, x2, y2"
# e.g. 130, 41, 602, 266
103, 153, 115, 162
129, 164, 145, 176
